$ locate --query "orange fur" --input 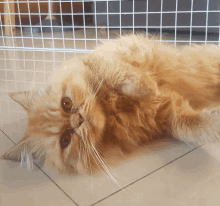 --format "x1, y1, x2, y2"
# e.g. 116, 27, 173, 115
2, 34, 220, 176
